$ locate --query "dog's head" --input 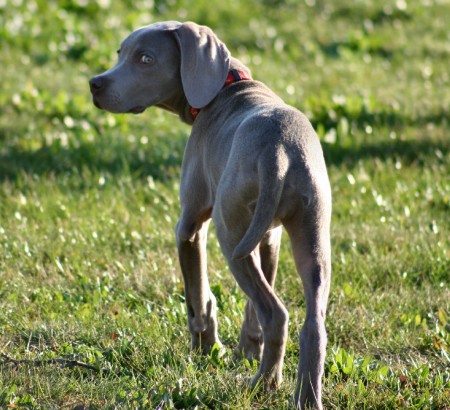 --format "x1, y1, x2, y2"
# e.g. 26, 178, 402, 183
89, 21, 231, 115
